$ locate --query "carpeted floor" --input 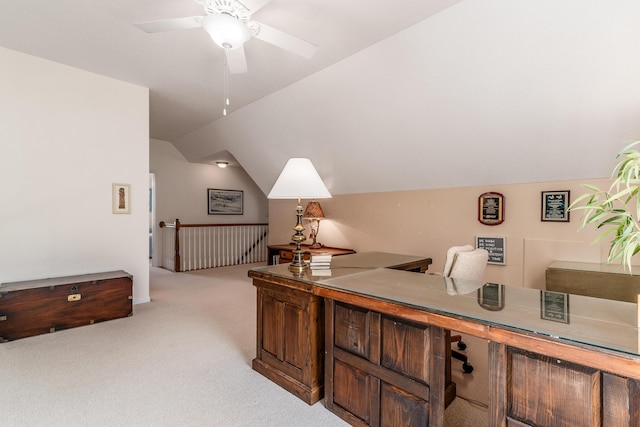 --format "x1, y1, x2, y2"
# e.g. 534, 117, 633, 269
1, 264, 487, 426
